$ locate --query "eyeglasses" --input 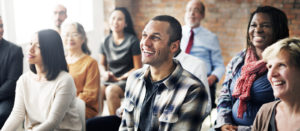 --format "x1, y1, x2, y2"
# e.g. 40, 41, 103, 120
62, 33, 81, 38
54, 11, 66, 16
